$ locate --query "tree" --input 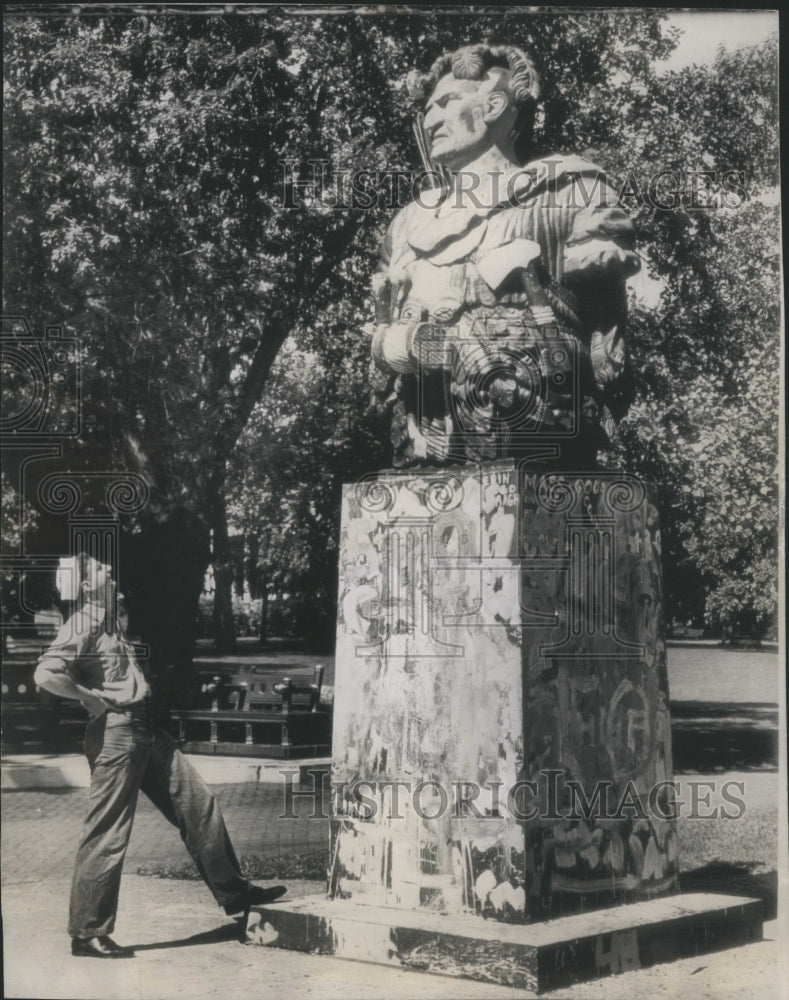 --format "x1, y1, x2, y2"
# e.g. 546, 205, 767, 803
606, 38, 780, 636
227, 296, 388, 649
5, 11, 400, 688
1, 470, 41, 654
